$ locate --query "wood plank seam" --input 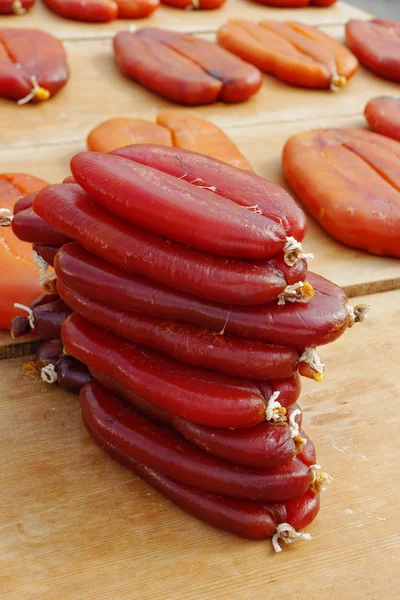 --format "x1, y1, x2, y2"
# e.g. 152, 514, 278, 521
0, 111, 366, 153
56, 19, 370, 42
342, 277, 400, 299
54, 8, 373, 42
